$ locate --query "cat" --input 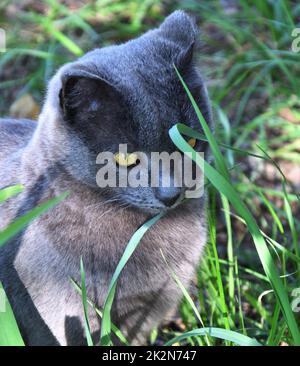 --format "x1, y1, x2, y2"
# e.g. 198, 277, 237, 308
0, 10, 212, 345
